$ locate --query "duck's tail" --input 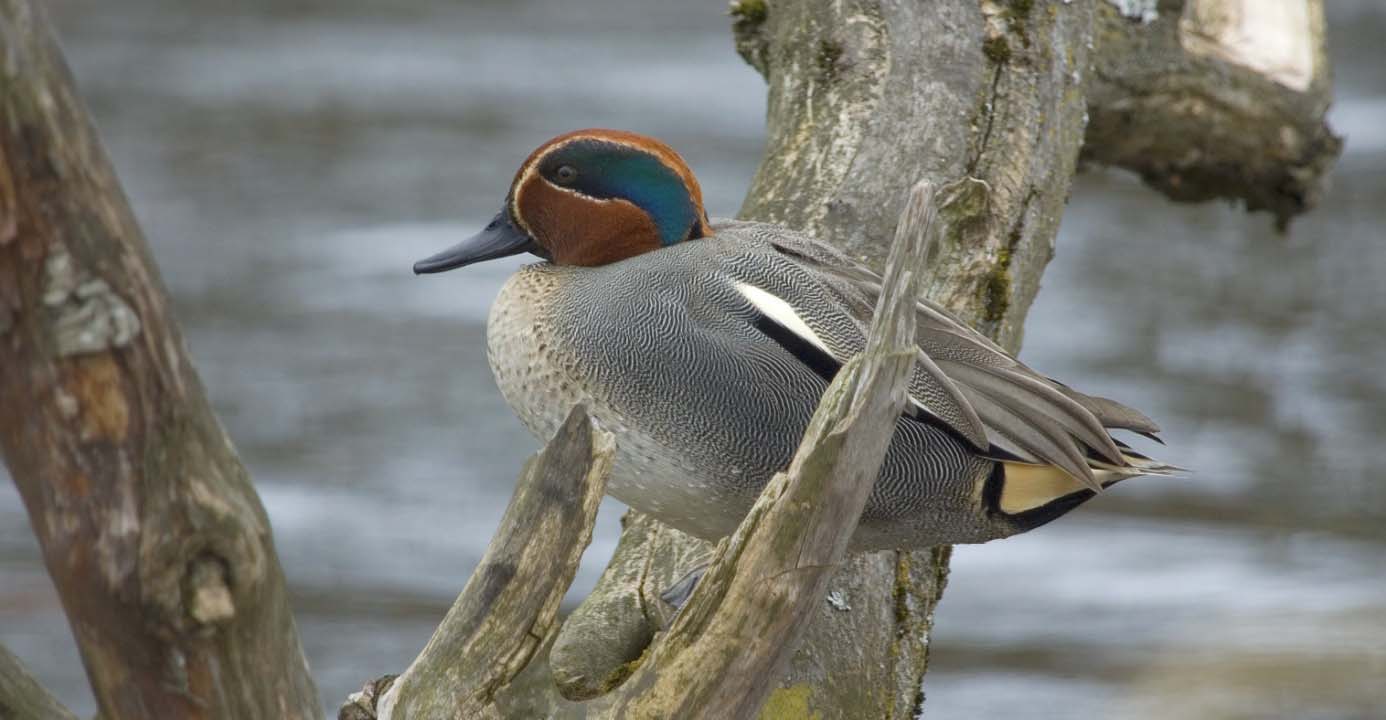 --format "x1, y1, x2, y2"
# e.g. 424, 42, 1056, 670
988, 384, 1186, 518
1090, 442, 1188, 483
